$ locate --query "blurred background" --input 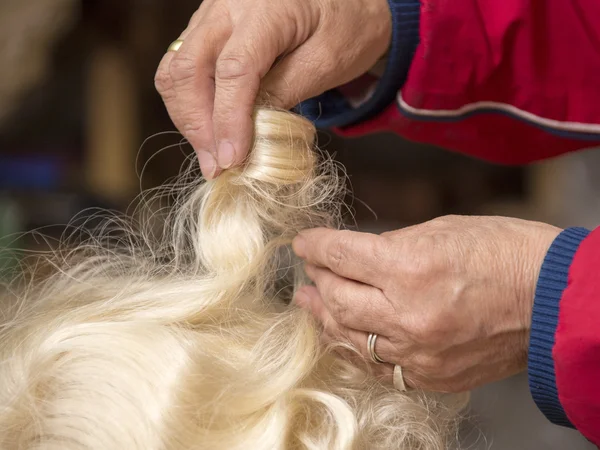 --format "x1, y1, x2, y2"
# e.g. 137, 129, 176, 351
0, 1, 598, 448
